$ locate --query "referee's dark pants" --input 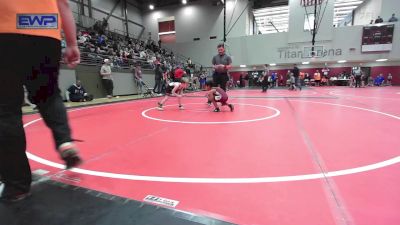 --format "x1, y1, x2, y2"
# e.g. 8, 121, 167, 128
355, 76, 361, 88
261, 80, 268, 92
0, 34, 73, 195
213, 72, 229, 91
